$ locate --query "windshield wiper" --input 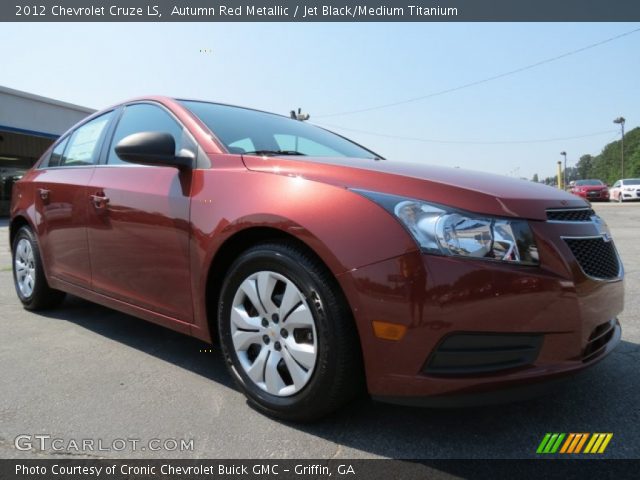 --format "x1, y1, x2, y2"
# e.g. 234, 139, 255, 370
243, 150, 306, 156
